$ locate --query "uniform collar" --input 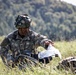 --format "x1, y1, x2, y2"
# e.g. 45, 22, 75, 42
15, 30, 31, 40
